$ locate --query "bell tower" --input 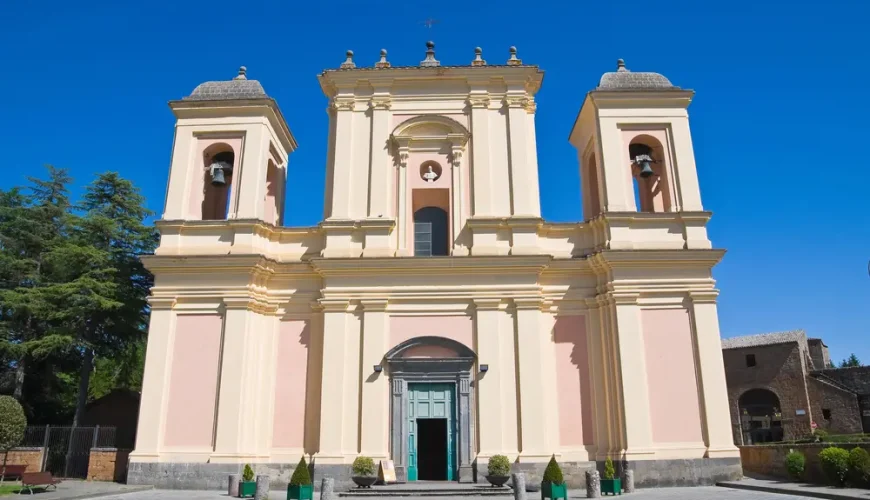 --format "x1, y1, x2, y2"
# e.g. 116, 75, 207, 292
162, 67, 297, 226
570, 59, 711, 249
